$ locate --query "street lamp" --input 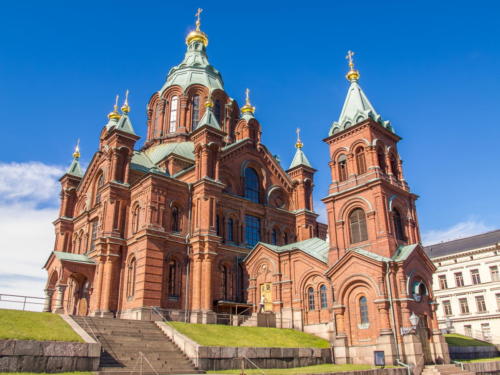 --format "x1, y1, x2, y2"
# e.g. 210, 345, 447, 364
445, 317, 454, 333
